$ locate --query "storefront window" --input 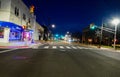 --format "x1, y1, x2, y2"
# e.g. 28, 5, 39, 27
9, 30, 21, 41
23, 31, 32, 41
